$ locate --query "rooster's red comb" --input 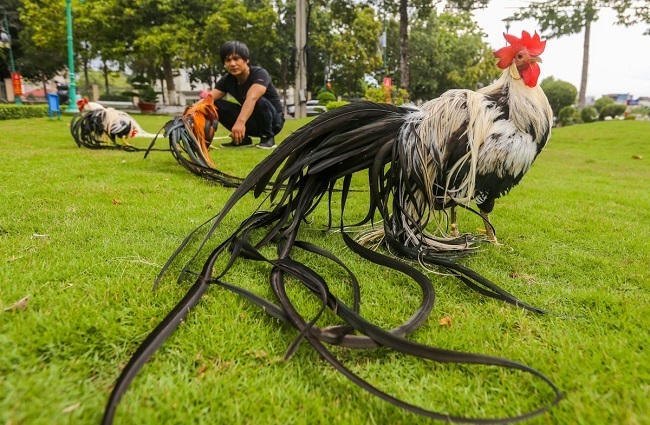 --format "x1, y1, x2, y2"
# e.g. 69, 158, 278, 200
494, 31, 546, 69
